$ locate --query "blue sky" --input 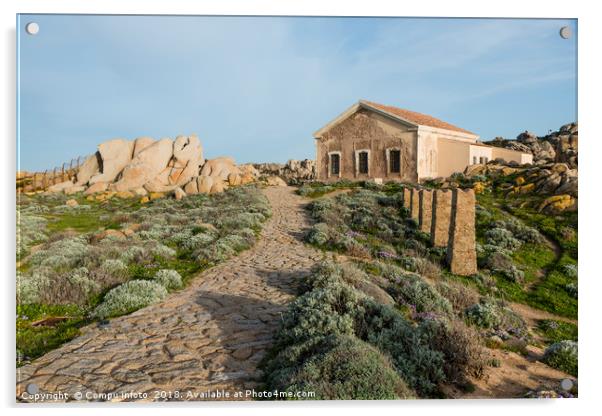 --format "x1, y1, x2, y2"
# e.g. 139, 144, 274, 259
17, 15, 577, 171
